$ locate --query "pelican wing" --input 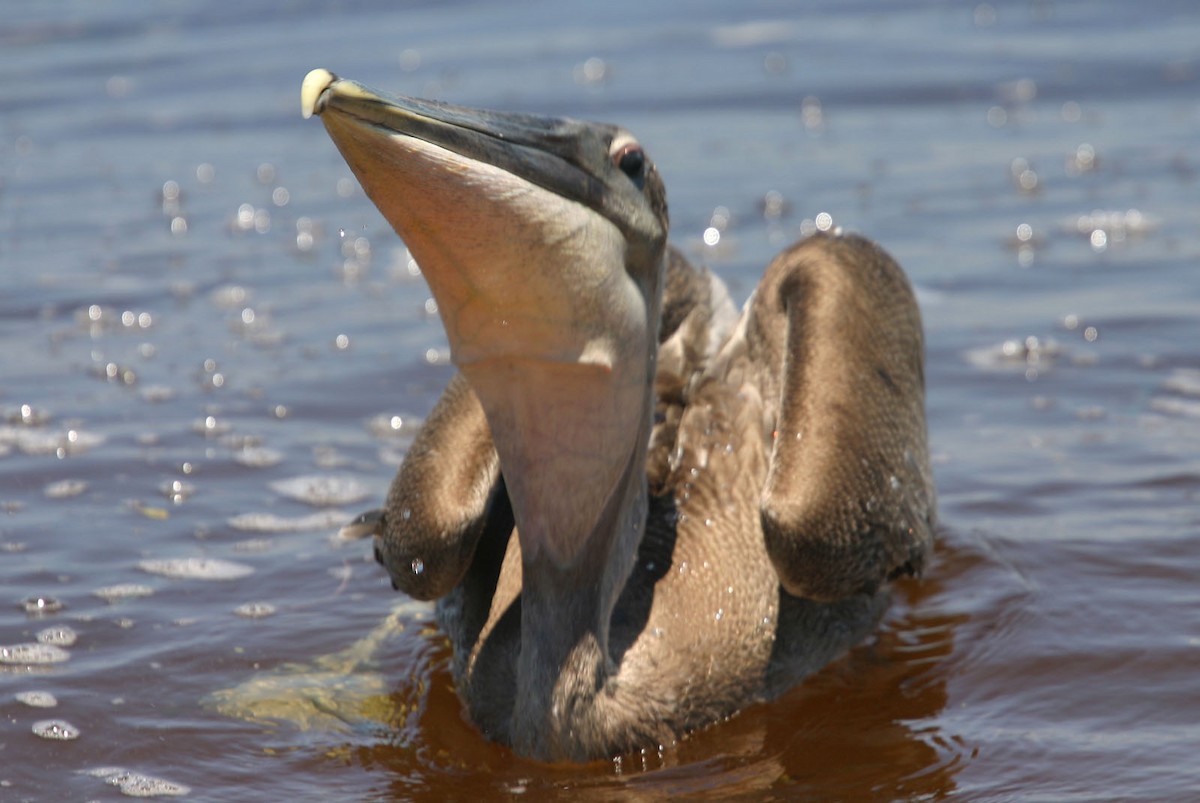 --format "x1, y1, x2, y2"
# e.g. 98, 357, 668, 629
721, 234, 936, 602
374, 373, 506, 600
